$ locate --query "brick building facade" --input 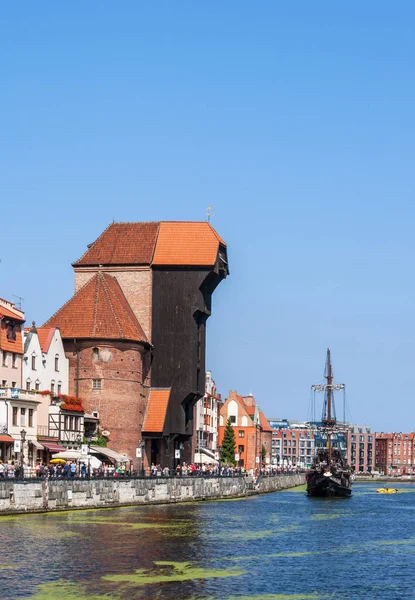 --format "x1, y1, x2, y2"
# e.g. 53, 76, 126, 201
44, 221, 228, 469
218, 391, 271, 470
375, 432, 415, 475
